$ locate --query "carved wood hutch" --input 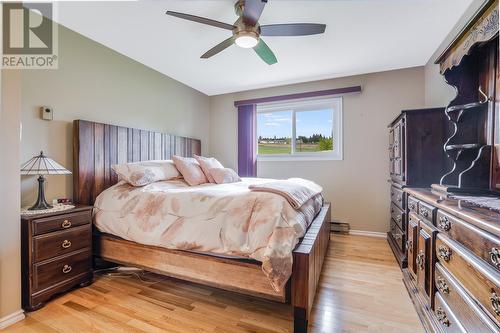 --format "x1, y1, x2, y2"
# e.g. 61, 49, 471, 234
387, 1, 500, 332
